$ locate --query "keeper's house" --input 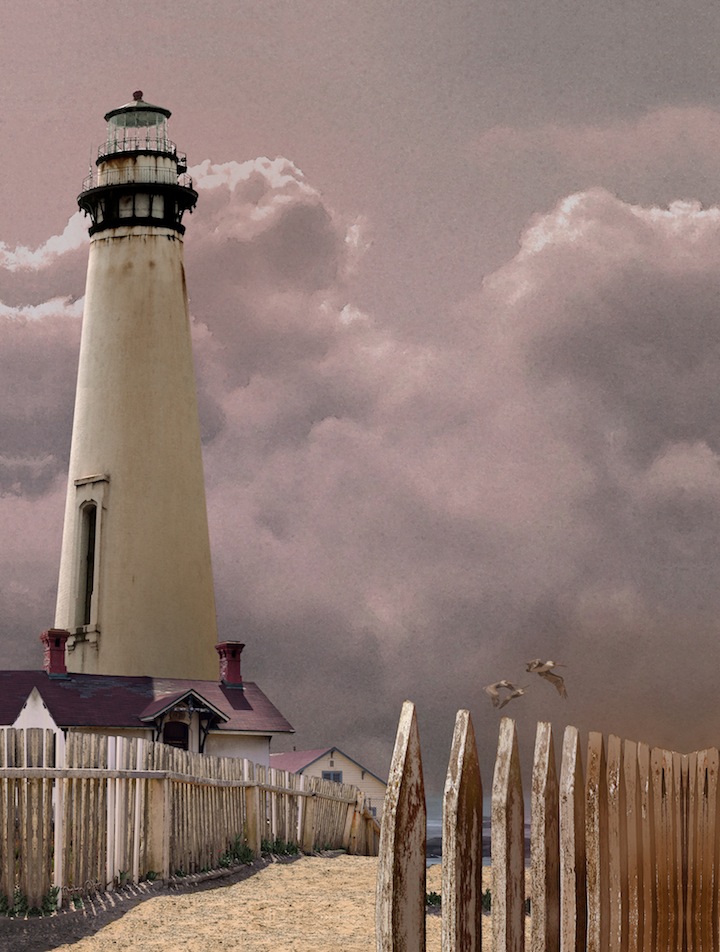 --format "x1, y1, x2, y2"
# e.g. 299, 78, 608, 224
0, 632, 293, 766
270, 747, 386, 819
